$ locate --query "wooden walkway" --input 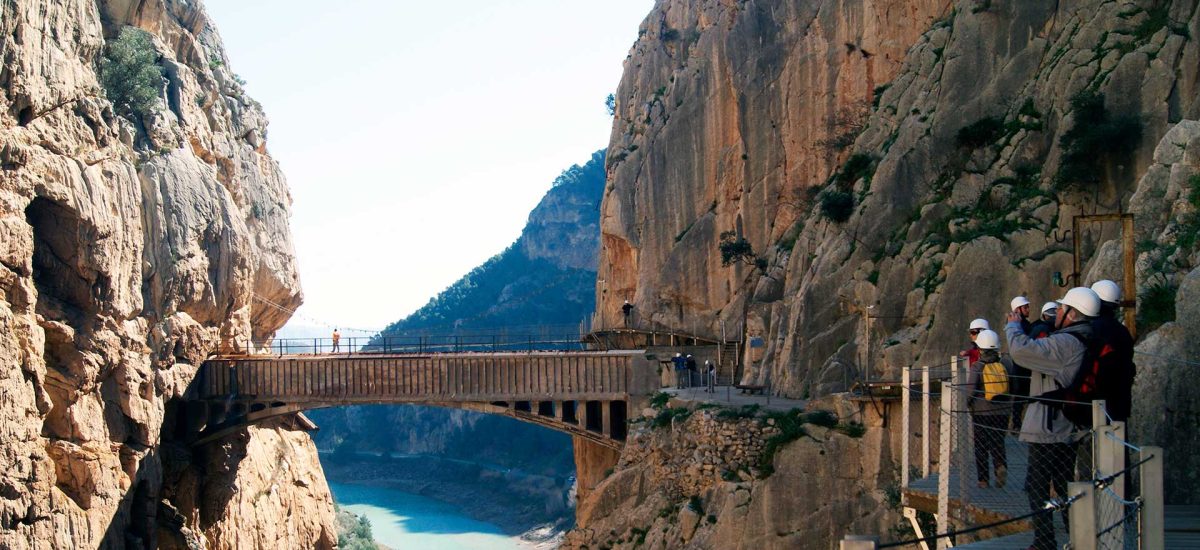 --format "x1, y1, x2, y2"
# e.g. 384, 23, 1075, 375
906, 435, 1198, 549
904, 436, 1046, 535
